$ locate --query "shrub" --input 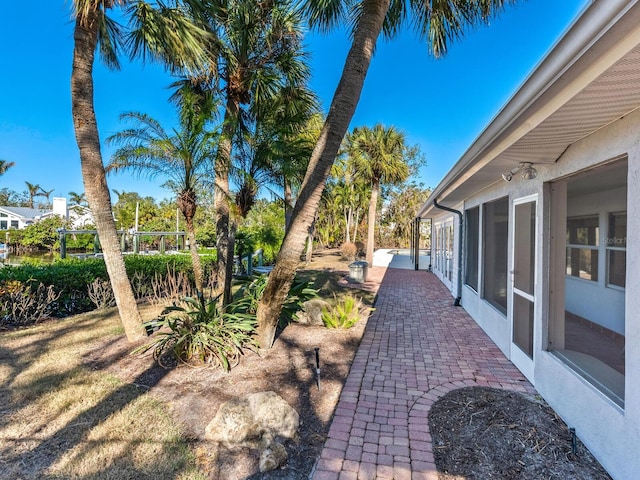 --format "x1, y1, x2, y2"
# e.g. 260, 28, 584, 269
87, 278, 116, 310
0, 255, 218, 317
340, 242, 357, 261
234, 274, 318, 325
0, 280, 60, 326
135, 295, 258, 370
322, 294, 369, 329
